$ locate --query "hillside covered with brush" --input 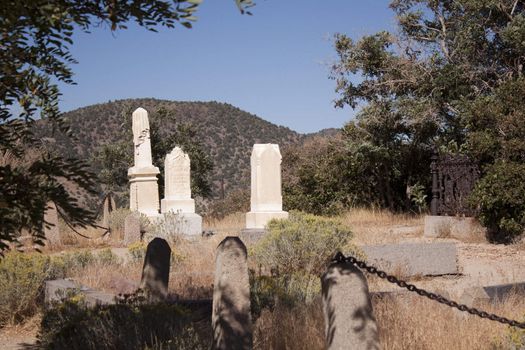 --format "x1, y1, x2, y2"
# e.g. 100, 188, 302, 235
35, 98, 304, 203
